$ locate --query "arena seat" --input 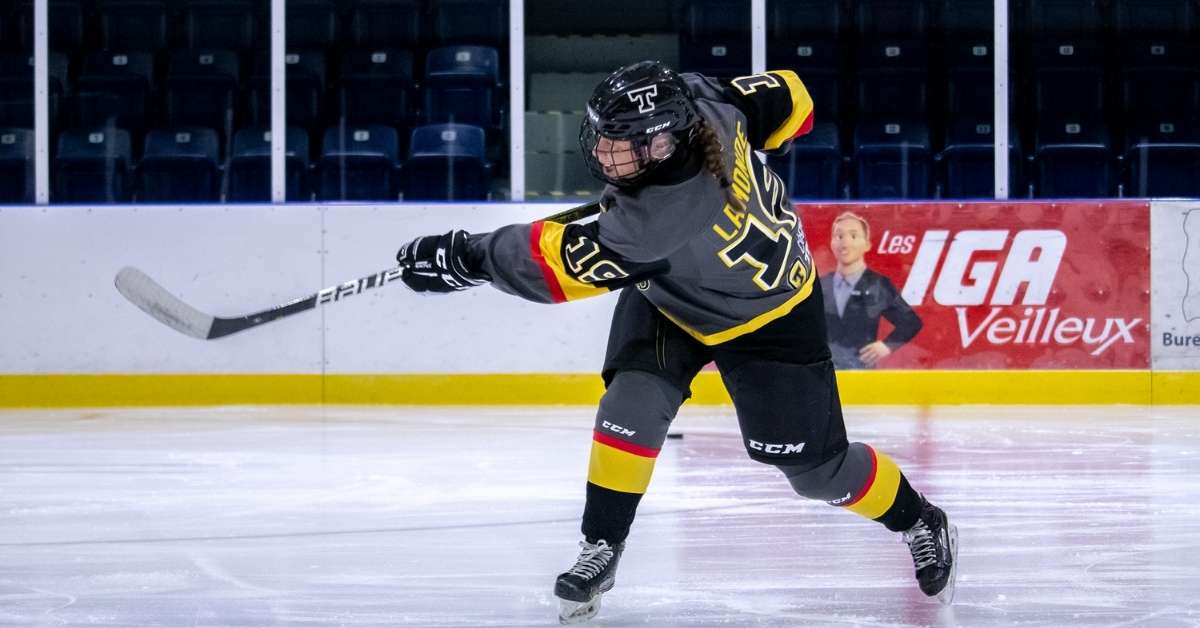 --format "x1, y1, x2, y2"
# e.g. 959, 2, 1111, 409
336, 49, 414, 128
75, 52, 157, 134
945, 40, 993, 115
404, 123, 488, 201
139, 128, 221, 202
182, 0, 259, 51
1113, 0, 1196, 38
855, 0, 929, 38
937, 0, 993, 36
525, 151, 598, 199
97, 0, 169, 51
317, 124, 399, 201
856, 40, 929, 116
853, 118, 932, 199
14, 1, 85, 54
938, 118, 1023, 199
249, 51, 326, 129
286, 0, 339, 48
766, 39, 840, 119
684, 0, 749, 40
1034, 117, 1115, 198
432, 0, 507, 46
0, 128, 33, 204
1032, 41, 1105, 116
766, 121, 842, 200
228, 126, 310, 202
54, 128, 133, 203
1123, 118, 1200, 197
768, 0, 841, 39
678, 39, 751, 79
0, 53, 66, 128
1119, 41, 1200, 118
166, 50, 240, 133
1027, 0, 1106, 38
348, 0, 421, 49
422, 46, 499, 128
